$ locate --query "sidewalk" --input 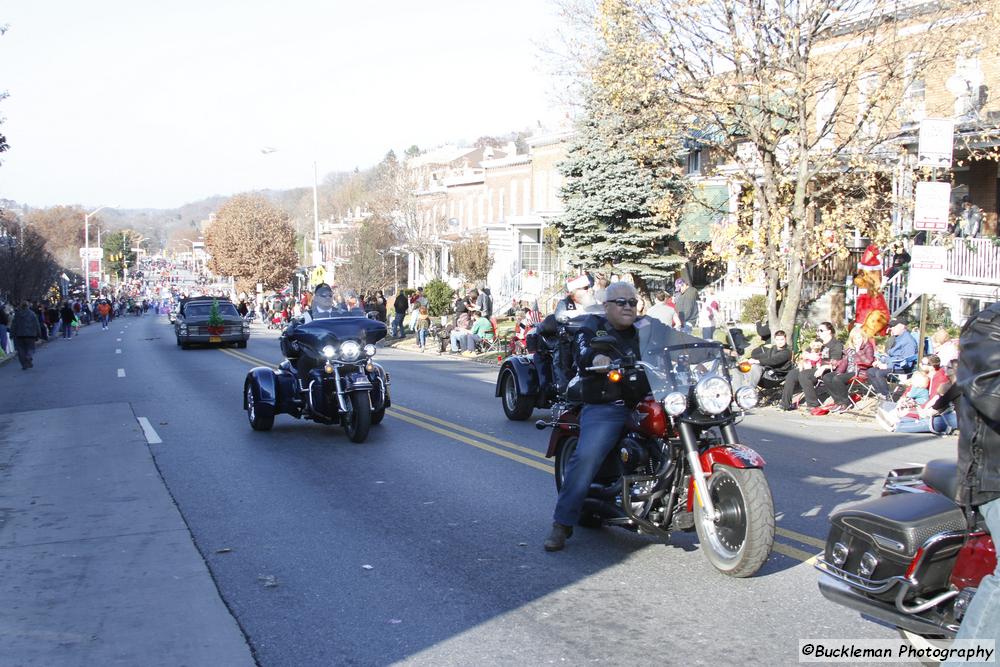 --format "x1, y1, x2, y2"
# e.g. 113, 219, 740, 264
0, 402, 255, 666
